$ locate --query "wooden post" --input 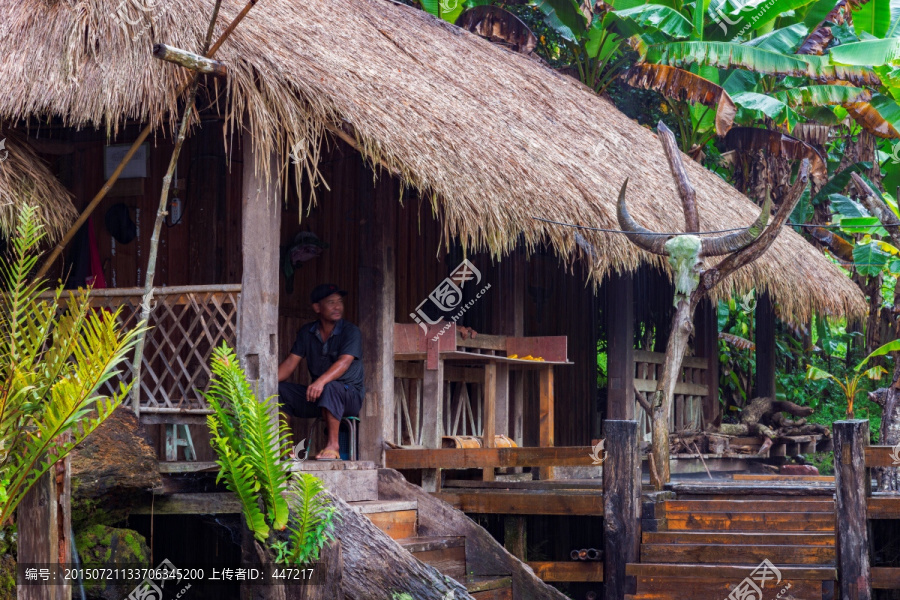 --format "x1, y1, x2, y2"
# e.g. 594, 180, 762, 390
603, 420, 641, 600
755, 291, 776, 399
359, 171, 396, 464
17, 444, 71, 600
538, 367, 555, 480
237, 132, 281, 417
482, 362, 497, 481
834, 419, 871, 600
504, 516, 527, 561
607, 272, 635, 420
694, 298, 720, 427
422, 331, 444, 492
